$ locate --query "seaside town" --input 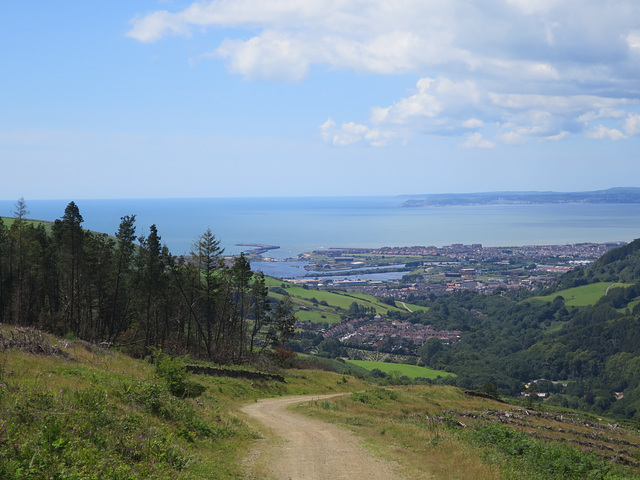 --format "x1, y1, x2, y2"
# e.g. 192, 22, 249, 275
282, 241, 625, 299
